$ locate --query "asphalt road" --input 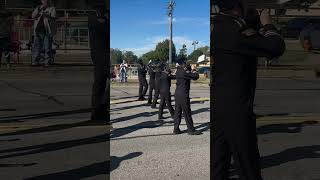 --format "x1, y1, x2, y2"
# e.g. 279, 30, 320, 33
0, 67, 319, 179
0, 69, 108, 180
110, 72, 320, 180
